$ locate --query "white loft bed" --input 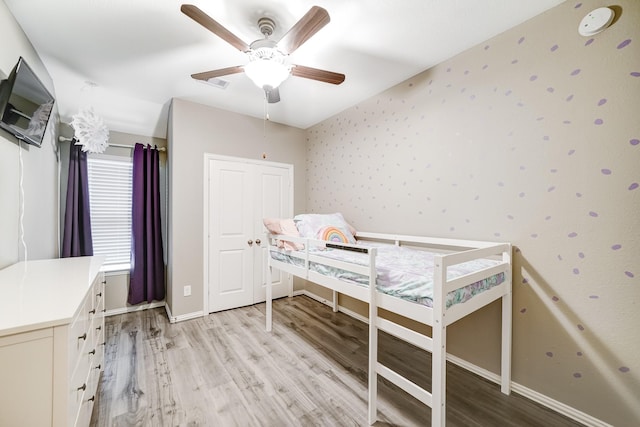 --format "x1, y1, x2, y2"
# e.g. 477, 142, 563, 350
265, 231, 512, 427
